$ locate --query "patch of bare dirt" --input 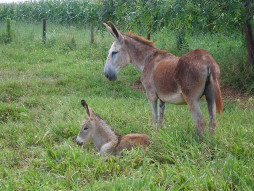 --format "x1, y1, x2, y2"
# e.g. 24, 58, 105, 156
221, 86, 252, 103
